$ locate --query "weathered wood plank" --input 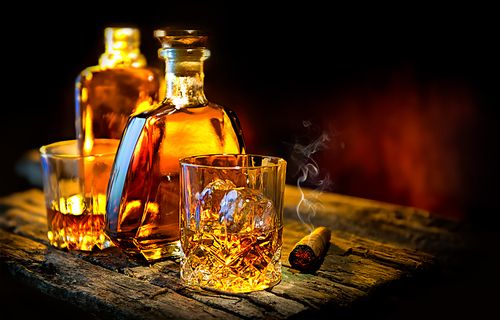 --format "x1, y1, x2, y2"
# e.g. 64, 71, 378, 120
124, 263, 309, 319
1, 188, 441, 319
1, 230, 241, 320
0, 188, 47, 242
281, 219, 438, 305
284, 185, 475, 270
